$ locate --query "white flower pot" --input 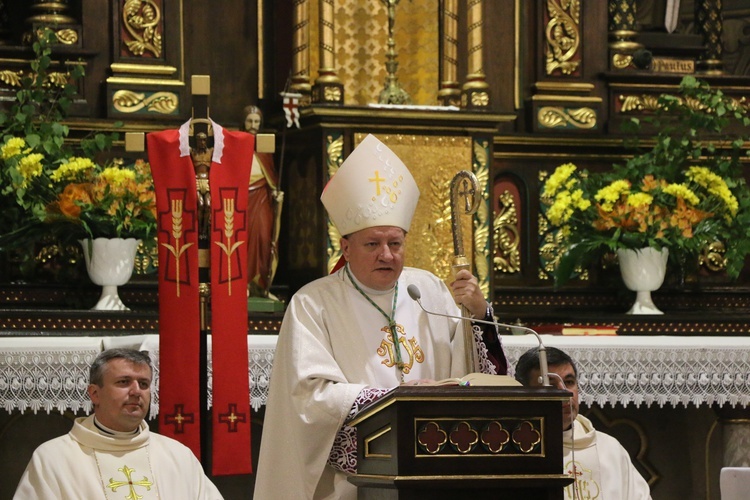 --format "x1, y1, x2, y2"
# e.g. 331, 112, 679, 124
617, 247, 669, 315
80, 238, 140, 311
